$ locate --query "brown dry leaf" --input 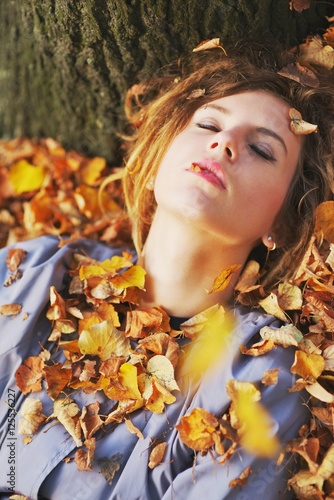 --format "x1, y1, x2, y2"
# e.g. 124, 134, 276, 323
240, 339, 276, 357
260, 324, 303, 348
311, 406, 334, 435
176, 407, 220, 452
43, 363, 72, 400
148, 441, 167, 469
261, 369, 279, 386
289, 108, 318, 135
288, 443, 334, 493
186, 89, 206, 100
208, 264, 242, 294
0, 303, 22, 316
299, 36, 334, 70
46, 286, 67, 321
75, 438, 96, 471
289, 0, 311, 12
138, 332, 179, 368
6, 248, 27, 272
51, 398, 82, 447
98, 453, 123, 485
125, 306, 170, 338
125, 418, 144, 439
314, 200, 334, 244
235, 260, 260, 292
193, 38, 226, 54
323, 344, 334, 371
278, 62, 319, 88
15, 356, 44, 394
18, 397, 46, 435
291, 350, 325, 380
226, 379, 280, 458
80, 402, 103, 440
229, 465, 252, 489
